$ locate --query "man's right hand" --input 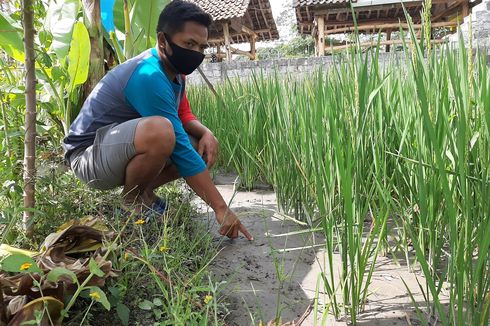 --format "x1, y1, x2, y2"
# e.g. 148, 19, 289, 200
184, 169, 253, 241
215, 209, 253, 241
